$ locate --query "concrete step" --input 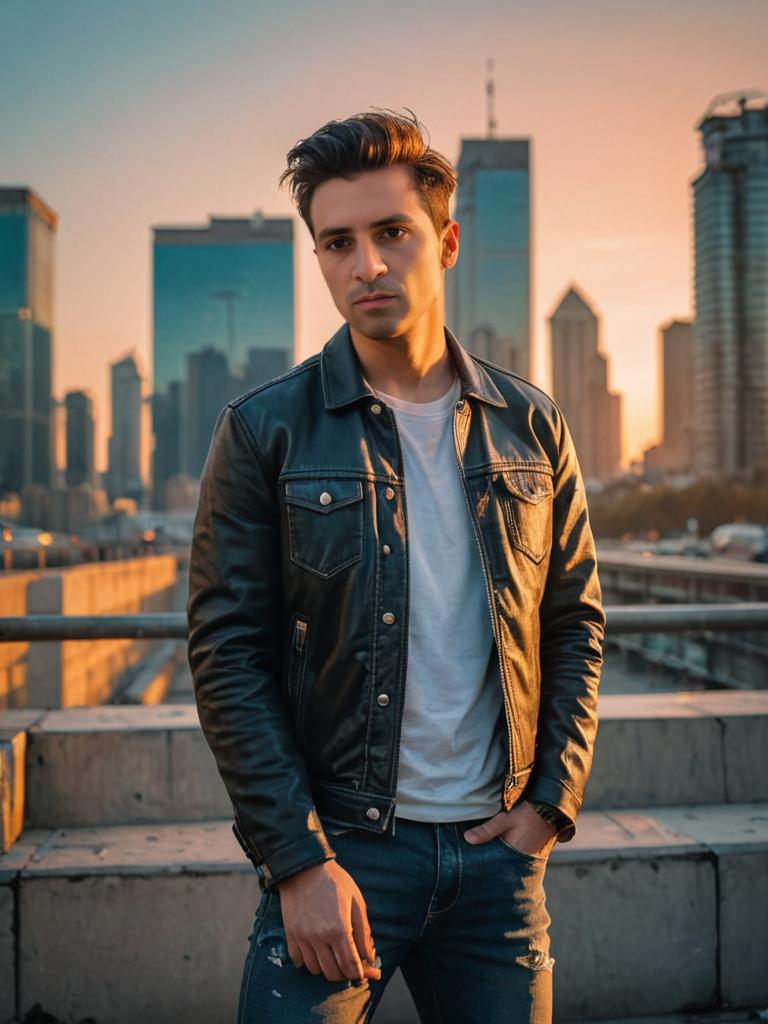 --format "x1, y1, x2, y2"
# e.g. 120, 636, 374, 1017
0, 803, 766, 1024
4, 691, 767, 832
0, 712, 39, 852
